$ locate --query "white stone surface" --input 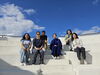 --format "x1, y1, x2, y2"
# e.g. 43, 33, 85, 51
0, 34, 100, 75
